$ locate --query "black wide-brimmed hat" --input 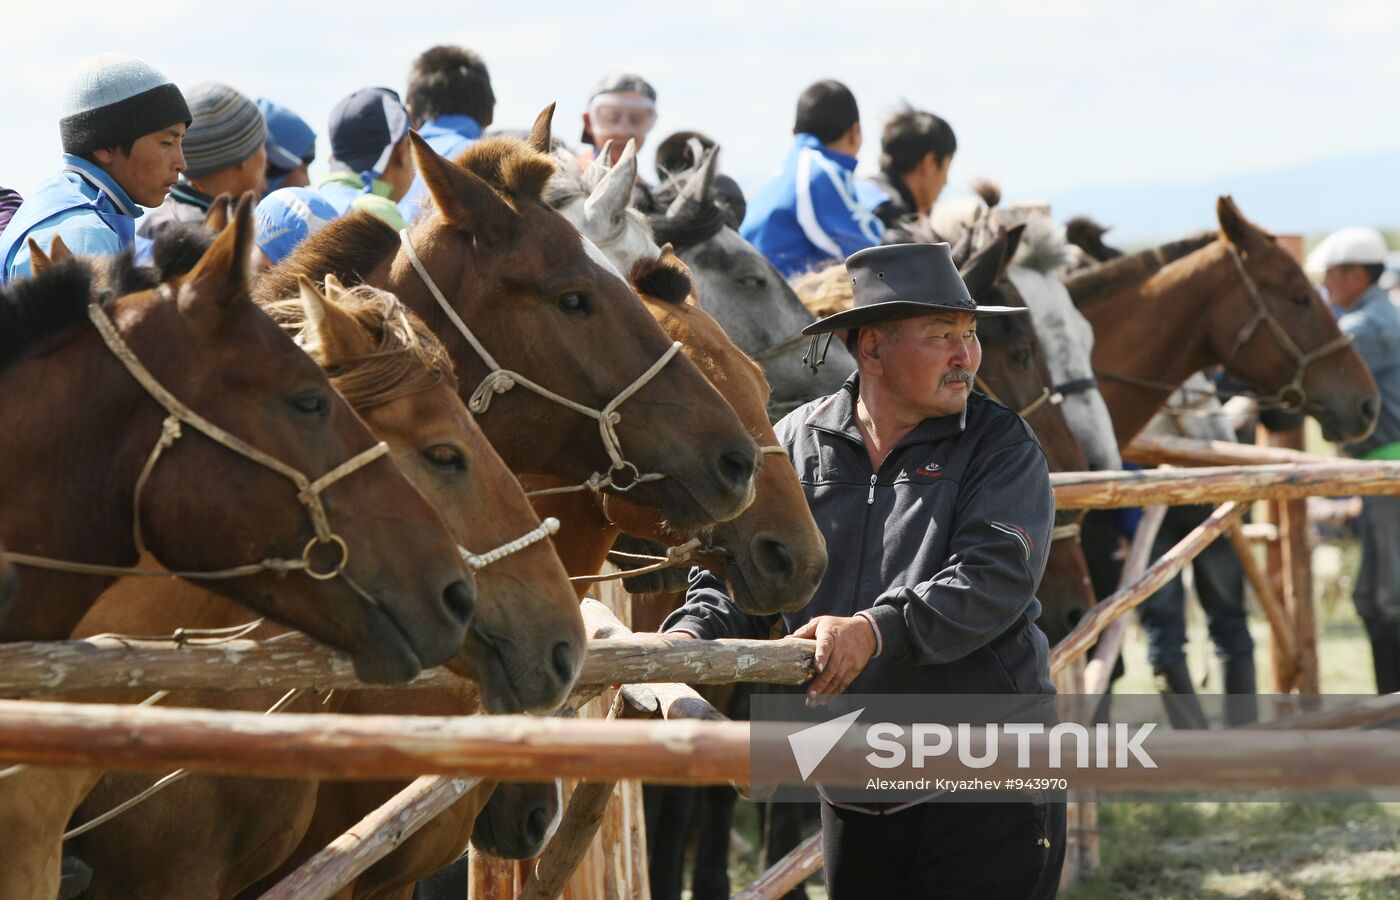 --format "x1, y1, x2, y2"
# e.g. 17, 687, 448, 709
801, 242, 1025, 336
